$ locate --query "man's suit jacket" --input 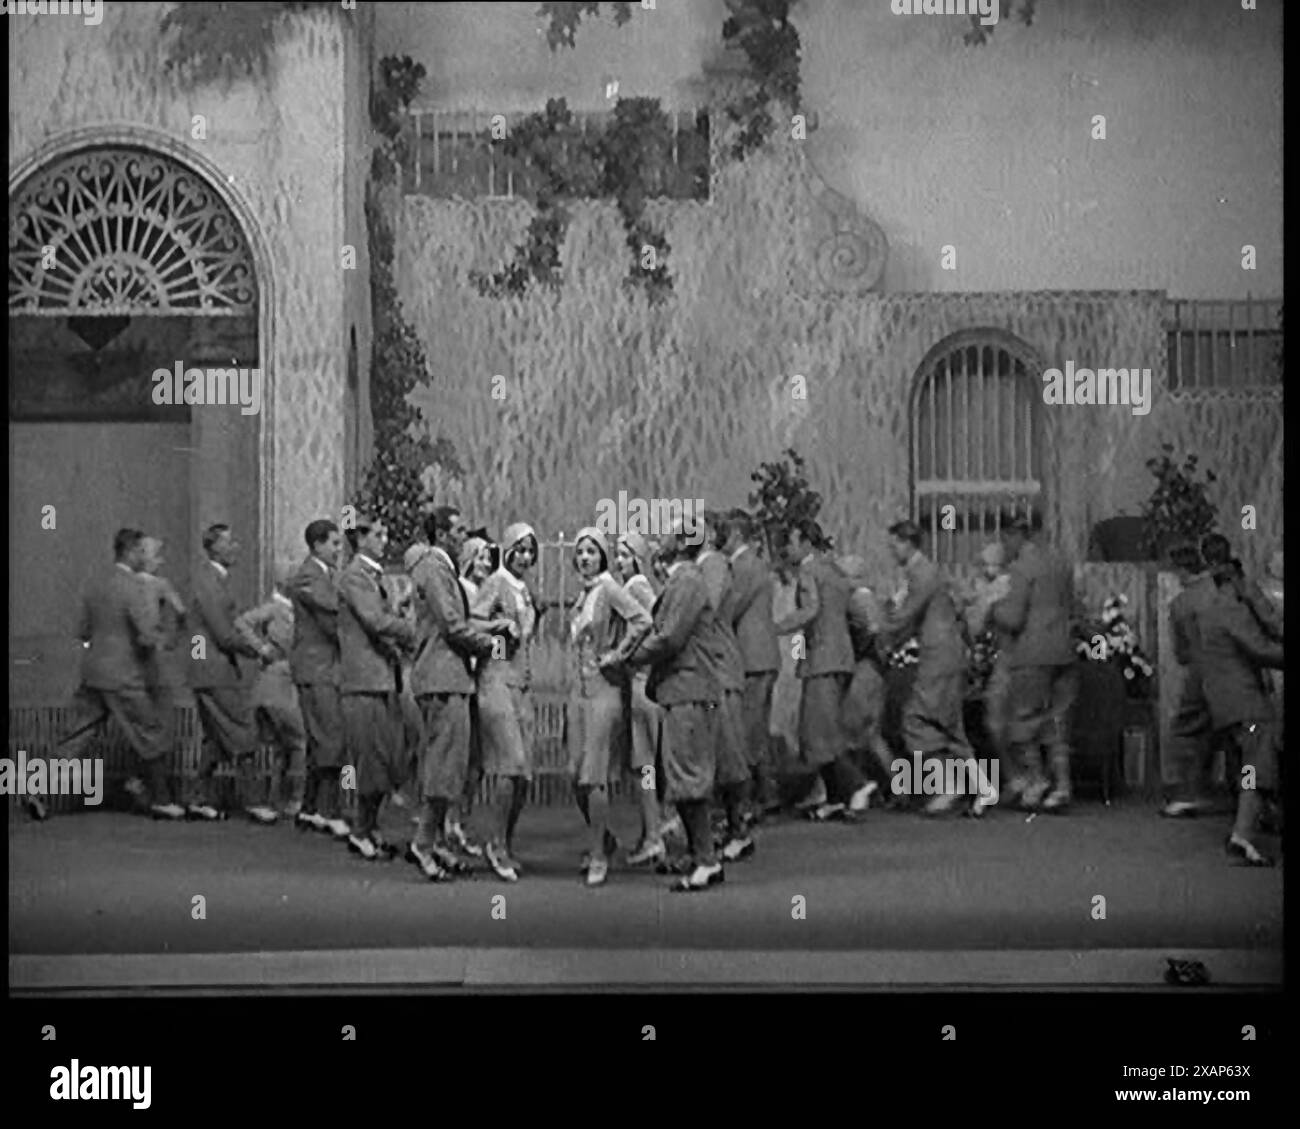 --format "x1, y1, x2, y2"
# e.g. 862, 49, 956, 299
787, 553, 856, 679
884, 551, 966, 675
991, 541, 1076, 669
1198, 586, 1284, 729
1170, 572, 1217, 694
235, 595, 298, 711
337, 556, 415, 695
410, 546, 495, 696
289, 555, 339, 687
79, 565, 160, 692
726, 546, 780, 675
630, 562, 719, 706
189, 560, 261, 689
696, 550, 745, 692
